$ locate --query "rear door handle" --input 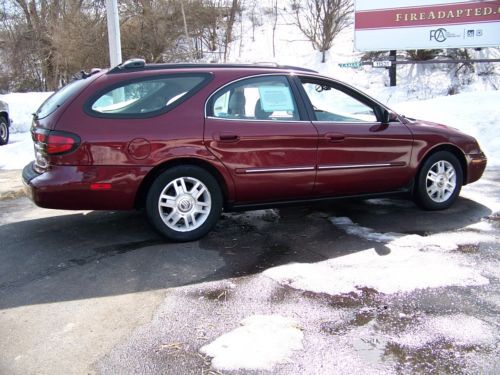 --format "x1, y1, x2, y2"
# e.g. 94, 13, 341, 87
216, 133, 240, 142
325, 133, 345, 143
